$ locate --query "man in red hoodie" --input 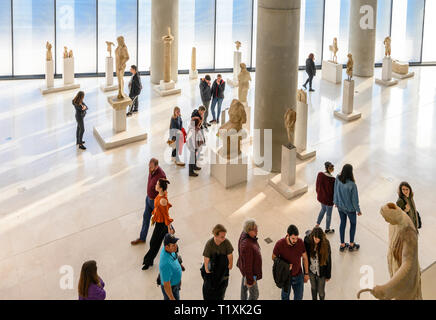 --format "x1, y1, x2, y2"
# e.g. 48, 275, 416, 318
237, 219, 262, 300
